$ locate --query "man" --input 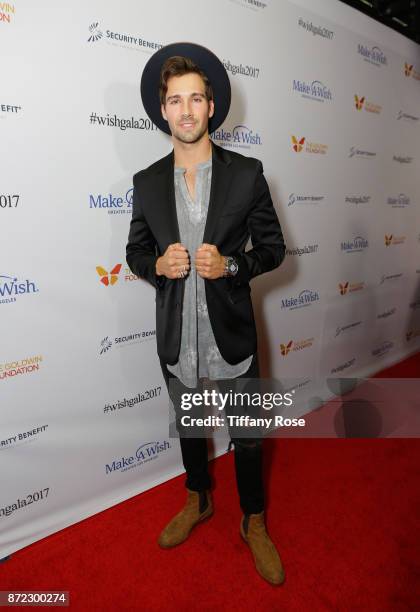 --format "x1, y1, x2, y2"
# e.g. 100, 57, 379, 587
126, 42, 286, 585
